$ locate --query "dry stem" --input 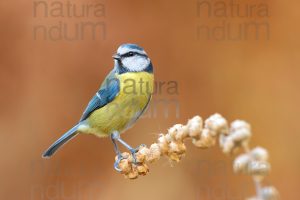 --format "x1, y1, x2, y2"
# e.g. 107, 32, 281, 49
115, 113, 279, 200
